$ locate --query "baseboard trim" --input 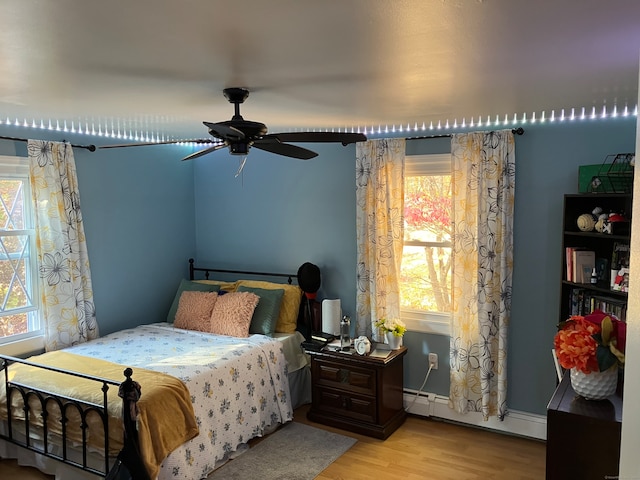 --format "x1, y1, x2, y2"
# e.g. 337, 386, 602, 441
403, 390, 547, 441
